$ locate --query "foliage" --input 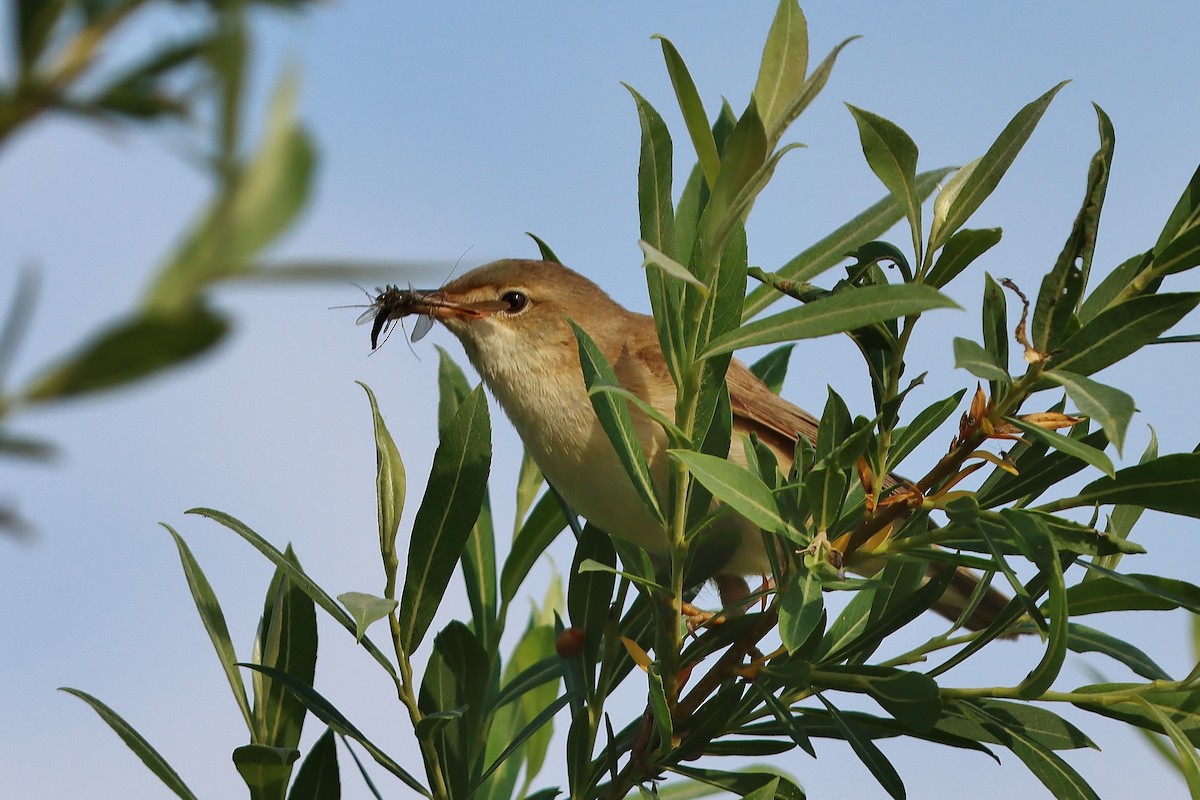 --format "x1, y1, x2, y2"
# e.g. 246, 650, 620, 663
0, 0, 432, 535
62, 2, 1200, 799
